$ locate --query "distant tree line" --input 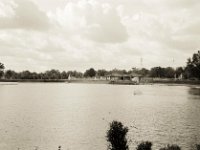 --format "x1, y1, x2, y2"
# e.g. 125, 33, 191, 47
0, 50, 199, 80
0, 66, 185, 80
0, 69, 83, 80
